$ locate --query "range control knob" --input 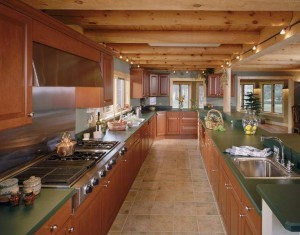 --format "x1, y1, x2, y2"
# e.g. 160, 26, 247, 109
122, 147, 127, 153
119, 150, 124, 156
105, 163, 112, 171
85, 184, 93, 194
91, 177, 99, 186
109, 159, 116, 165
98, 169, 106, 177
